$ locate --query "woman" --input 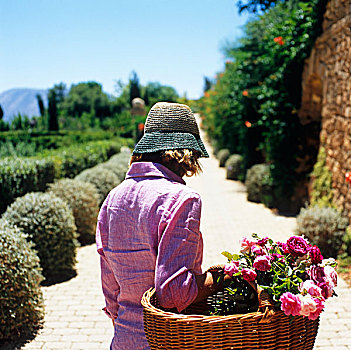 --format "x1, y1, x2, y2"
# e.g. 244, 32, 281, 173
96, 102, 227, 349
